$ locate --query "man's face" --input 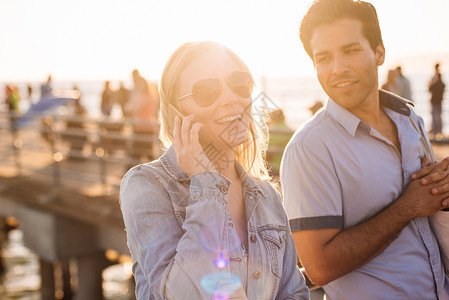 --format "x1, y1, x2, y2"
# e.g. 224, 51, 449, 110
310, 18, 385, 113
